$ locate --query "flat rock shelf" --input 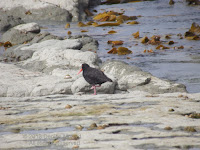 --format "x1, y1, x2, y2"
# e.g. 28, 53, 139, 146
0, 92, 200, 149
